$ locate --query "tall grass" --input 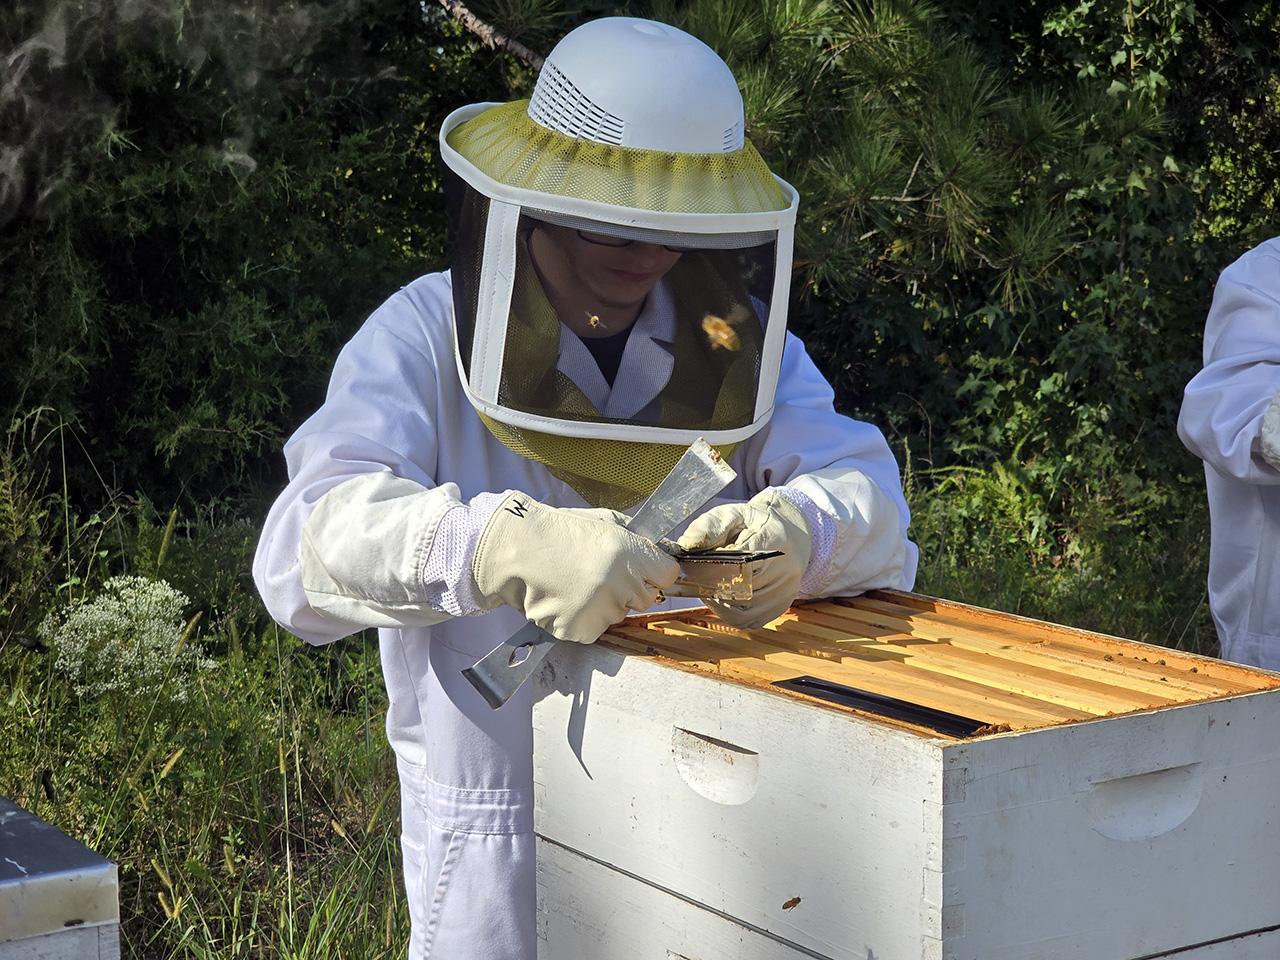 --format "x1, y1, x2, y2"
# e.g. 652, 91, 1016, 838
3, 605, 407, 959
0, 425, 408, 958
